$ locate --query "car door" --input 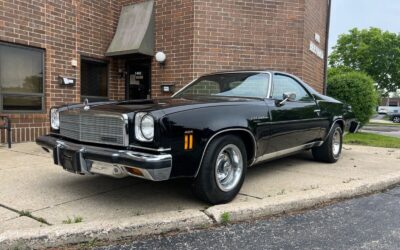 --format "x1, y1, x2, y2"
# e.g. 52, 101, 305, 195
264, 73, 324, 153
